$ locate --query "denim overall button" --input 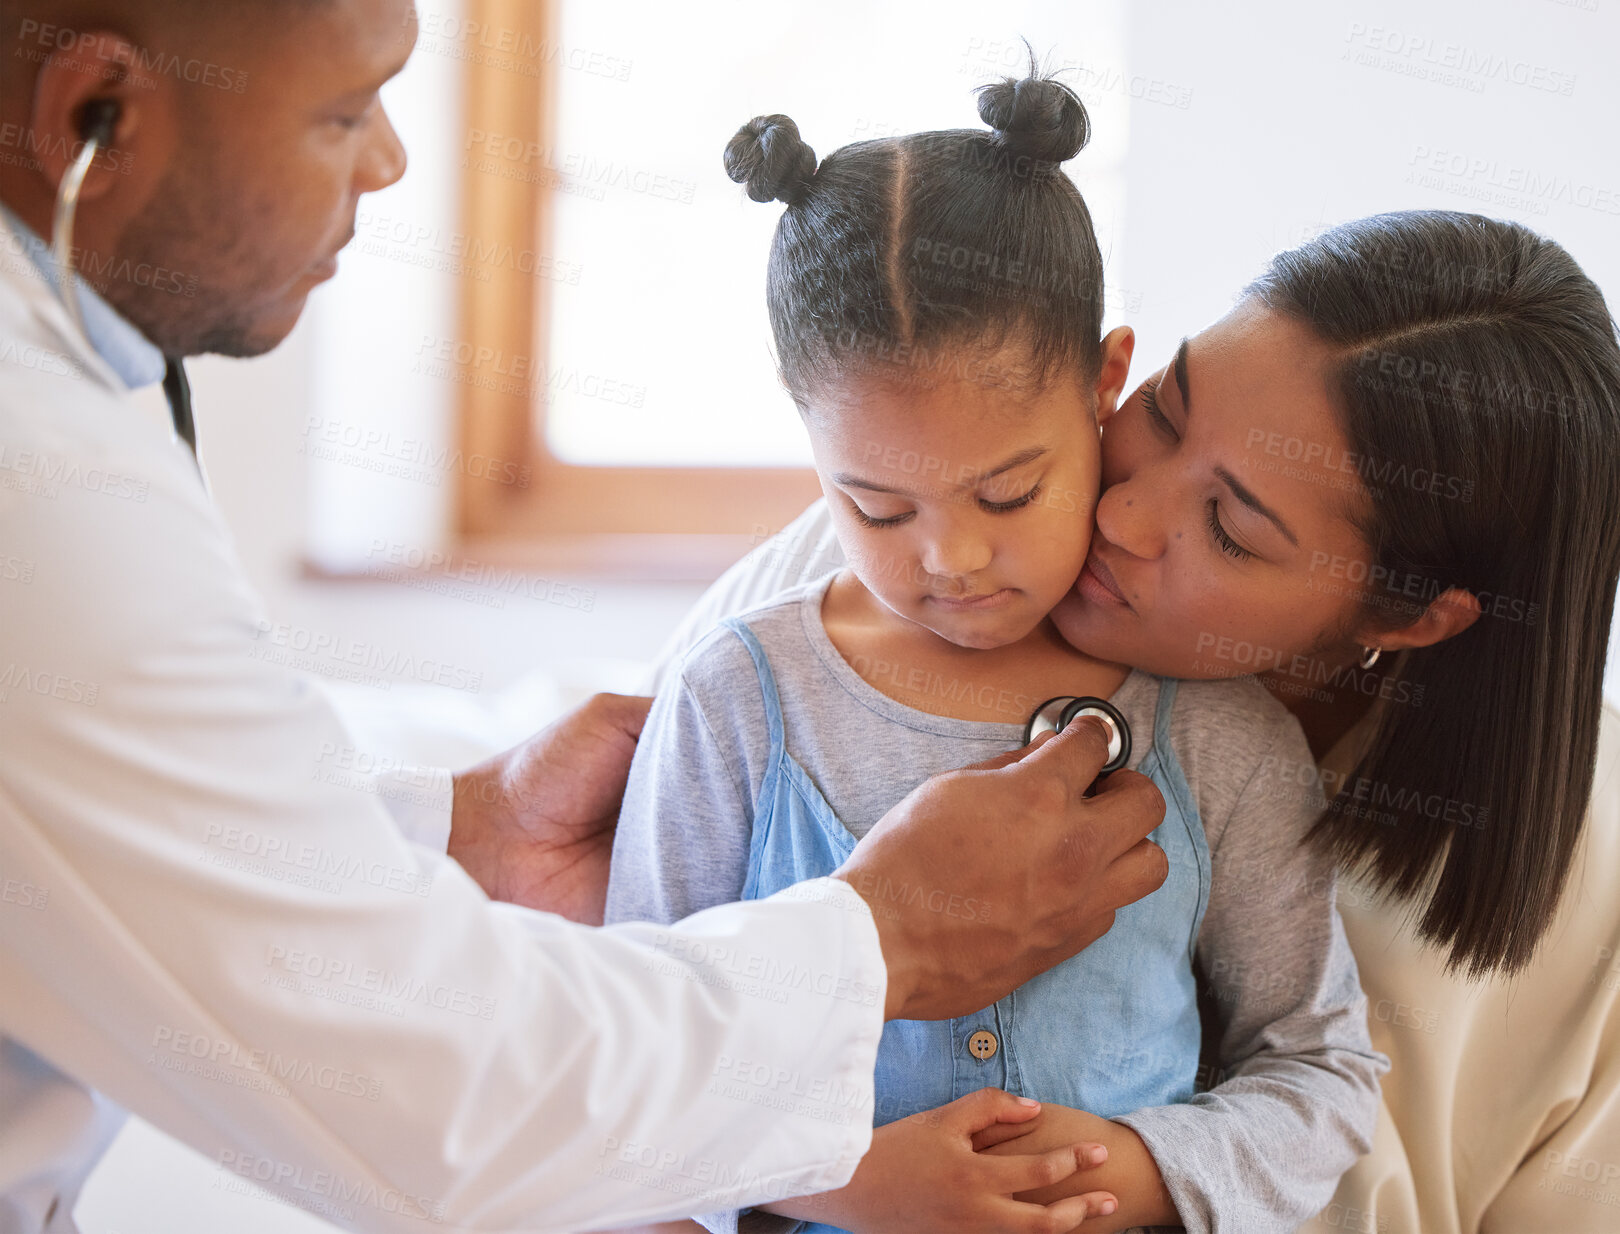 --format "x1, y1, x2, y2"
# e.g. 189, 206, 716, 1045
967, 1029, 999, 1060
